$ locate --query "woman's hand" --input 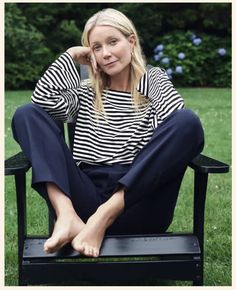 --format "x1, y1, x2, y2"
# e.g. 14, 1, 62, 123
66, 46, 98, 74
